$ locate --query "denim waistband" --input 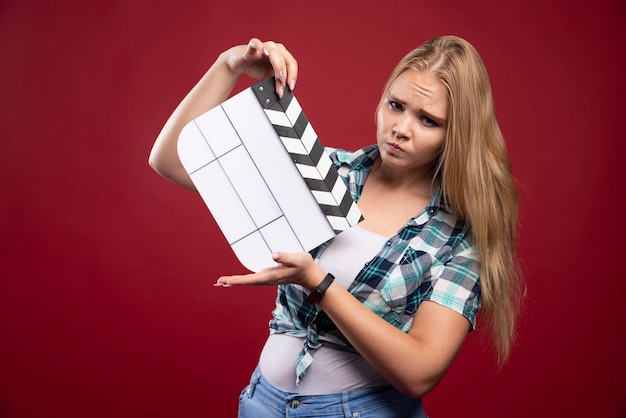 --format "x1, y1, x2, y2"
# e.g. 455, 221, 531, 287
239, 366, 427, 418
